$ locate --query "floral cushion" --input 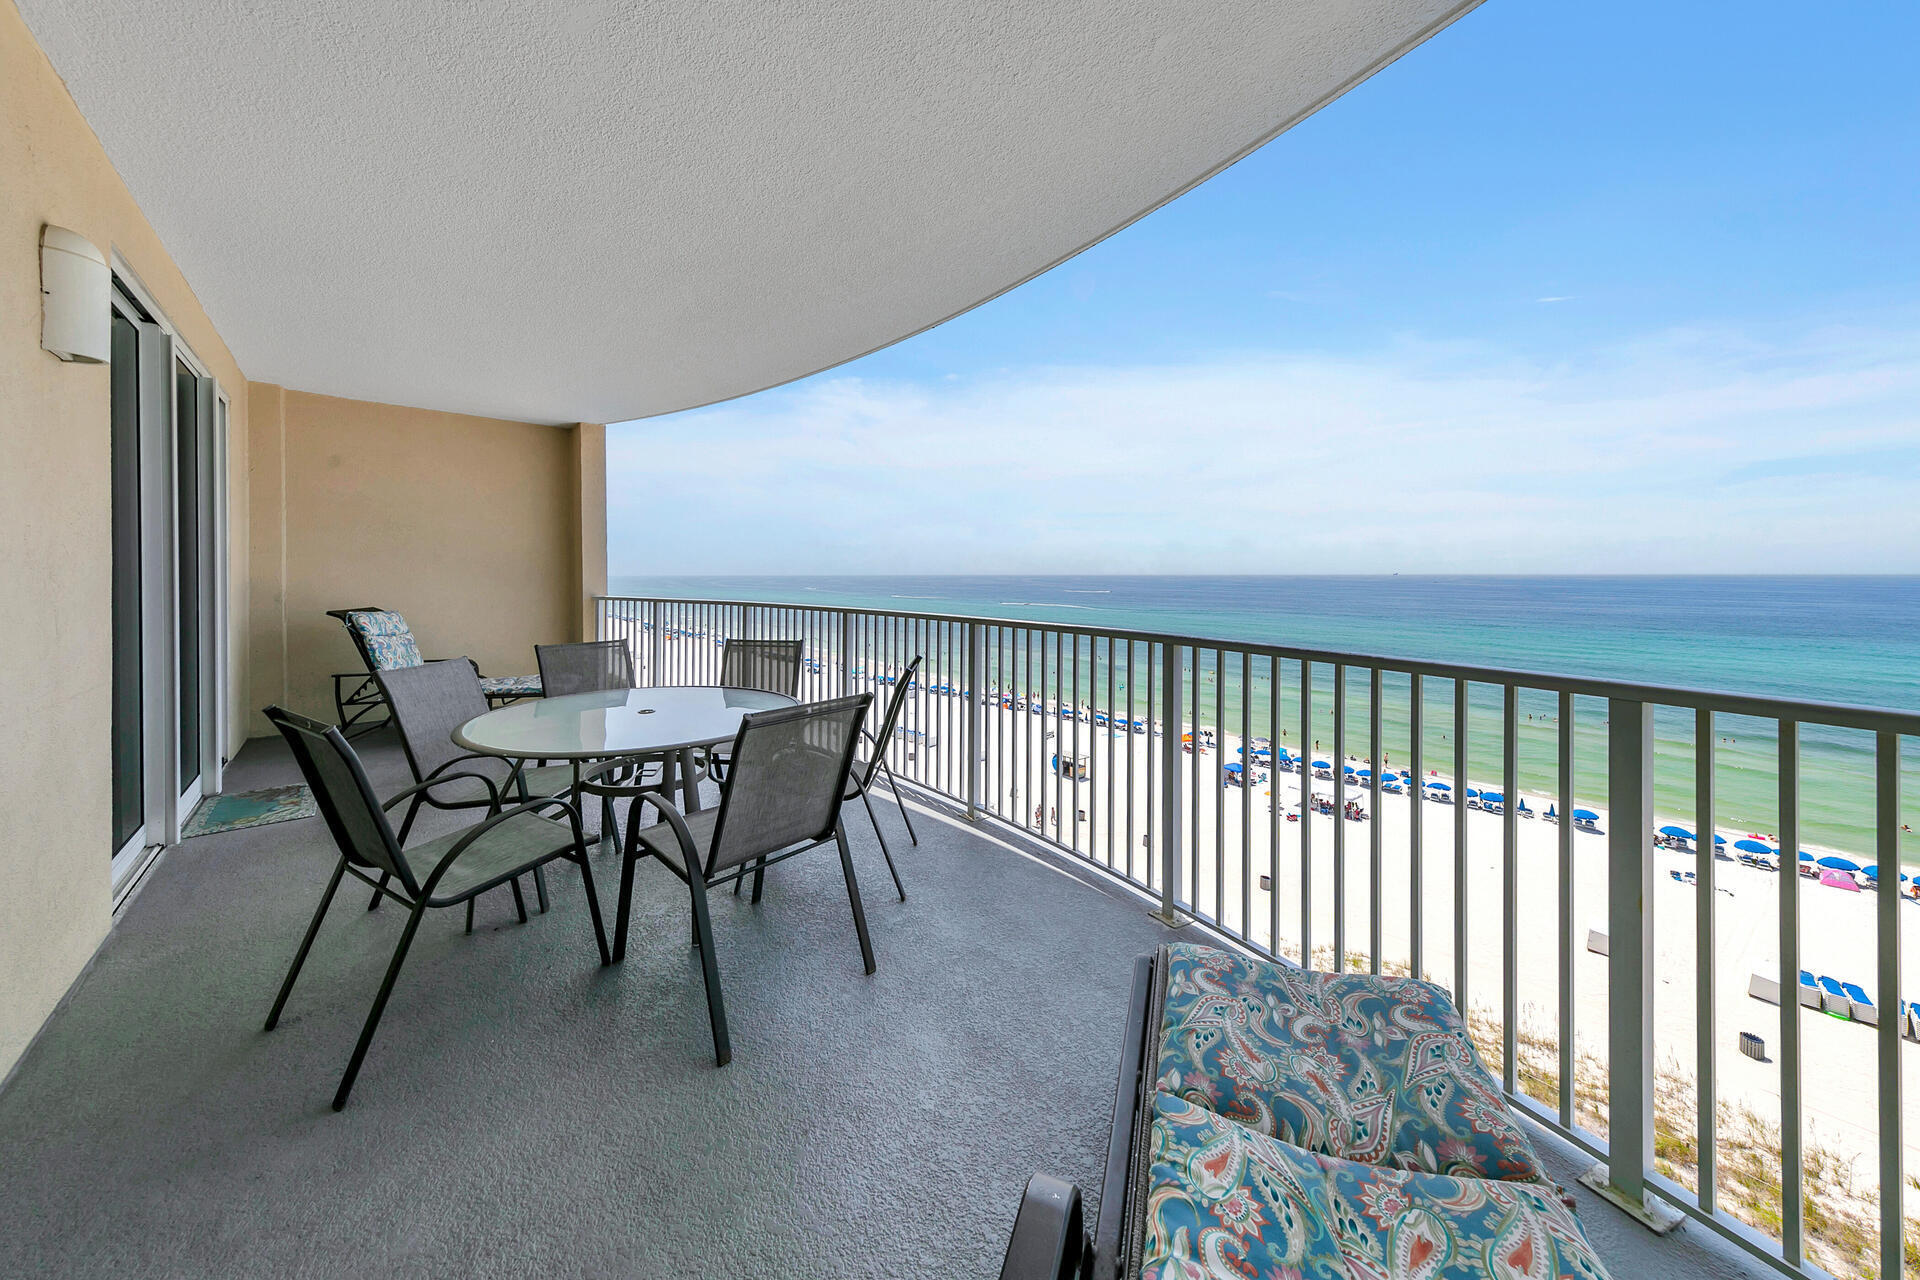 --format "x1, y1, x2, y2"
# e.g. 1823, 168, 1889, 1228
1144, 1093, 1609, 1280
1157, 943, 1544, 1183
348, 610, 424, 670
481, 674, 543, 698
